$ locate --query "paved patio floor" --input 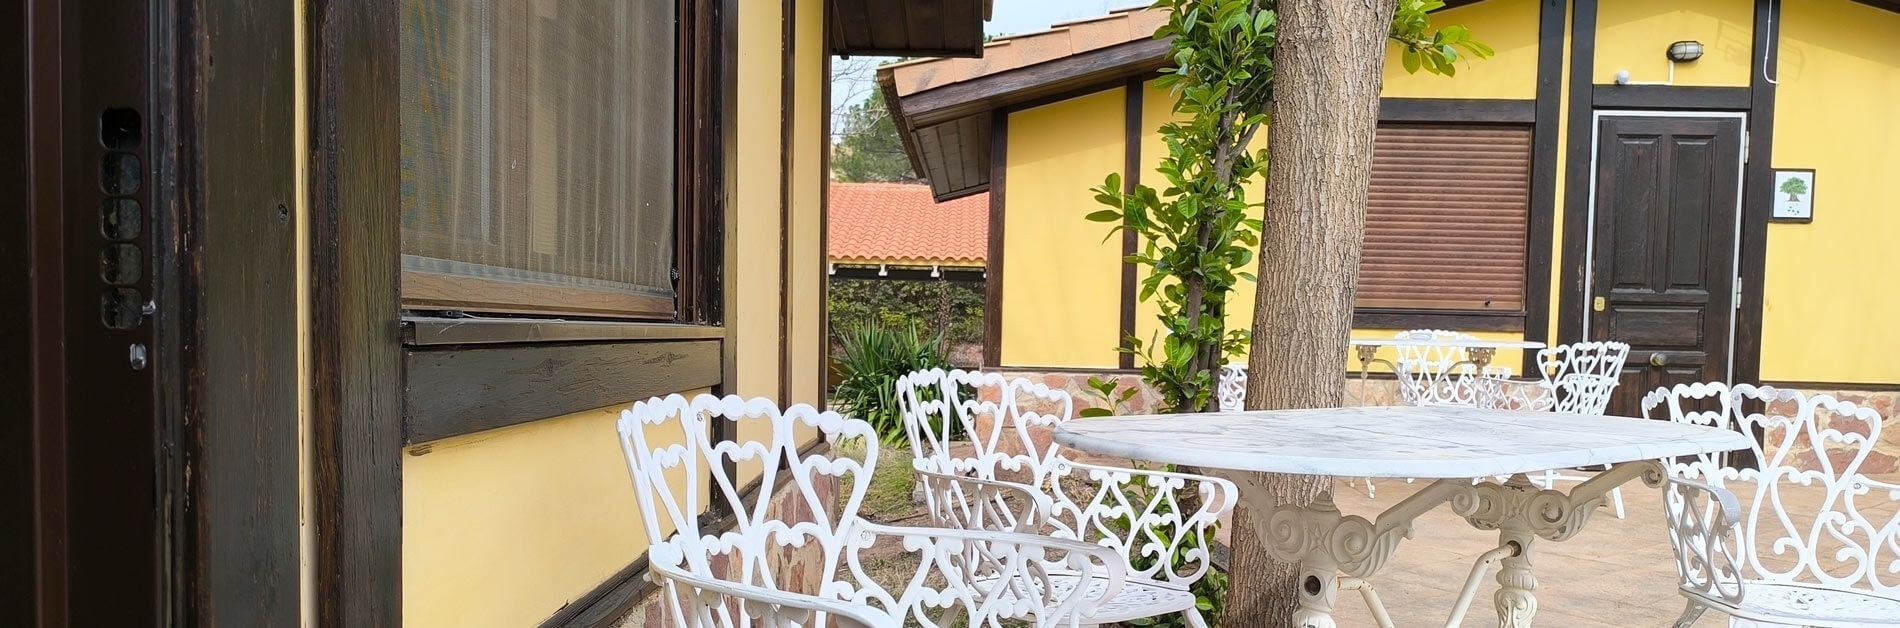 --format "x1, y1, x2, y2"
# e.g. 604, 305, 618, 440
1310, 476, 1687, 626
